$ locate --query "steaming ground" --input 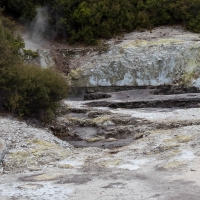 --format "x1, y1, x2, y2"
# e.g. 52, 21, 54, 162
22, 32, 44, 51
21, 6, 53, 52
